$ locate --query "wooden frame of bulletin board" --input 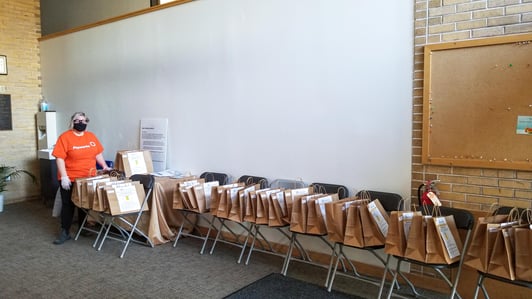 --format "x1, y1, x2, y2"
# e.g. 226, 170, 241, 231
422, 33, 532, 171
